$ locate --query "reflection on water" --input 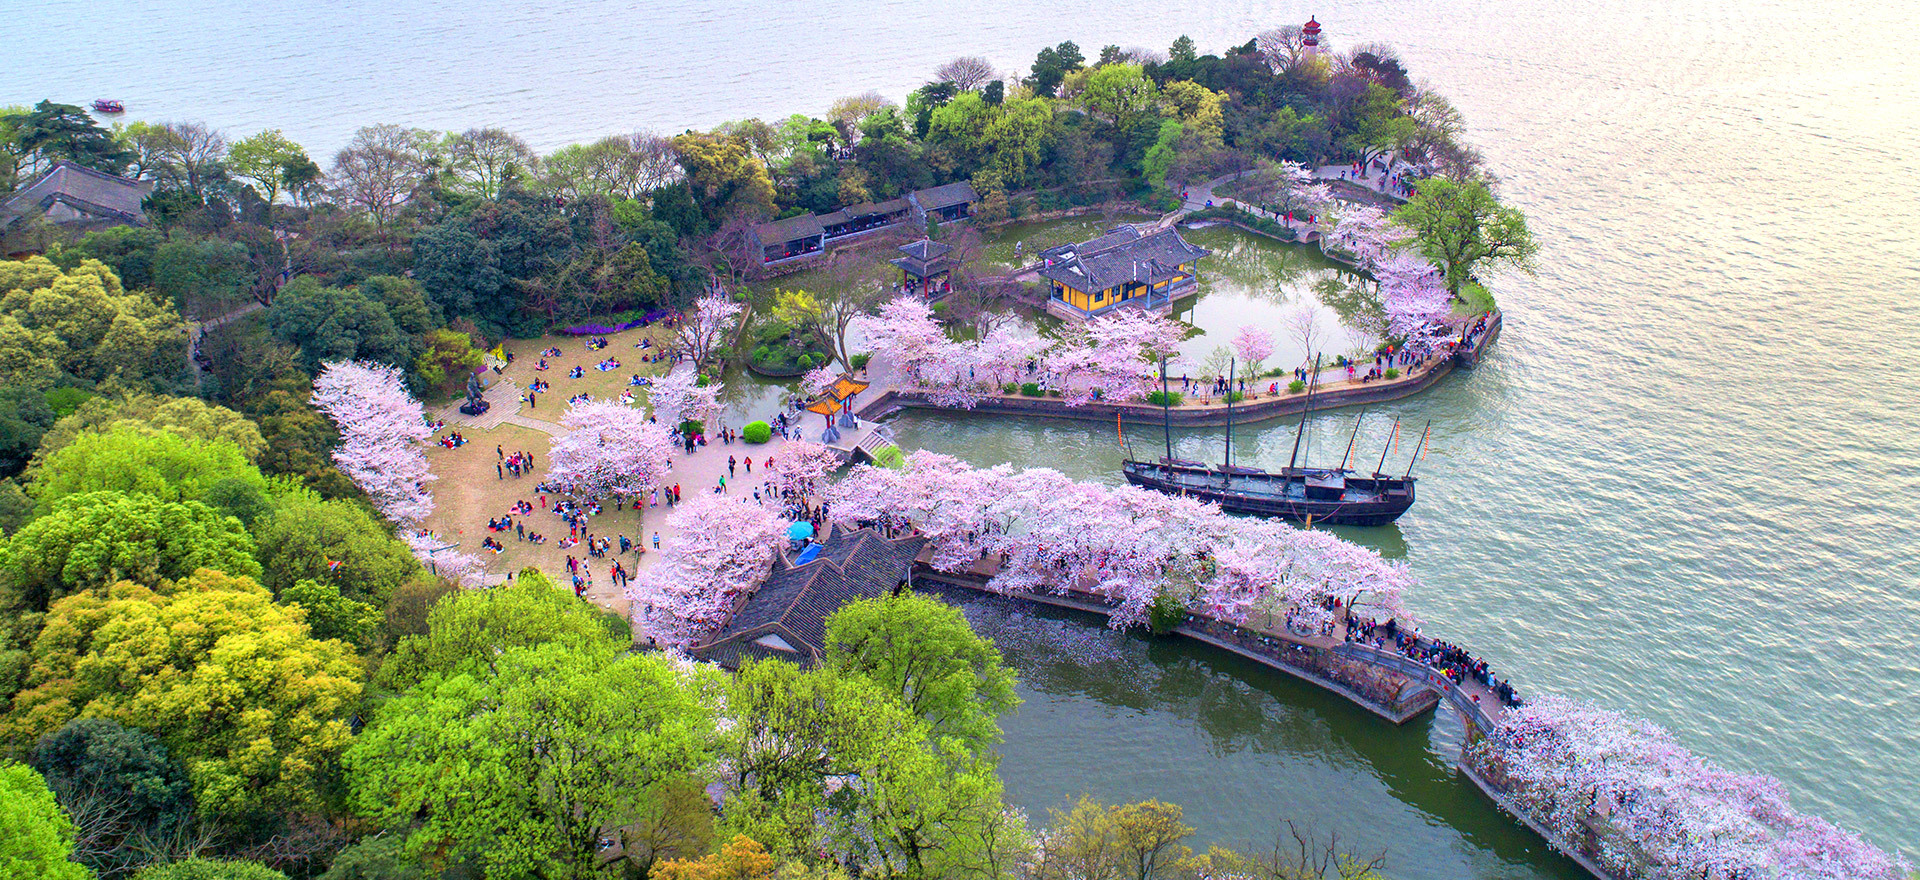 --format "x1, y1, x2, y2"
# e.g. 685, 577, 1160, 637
949, 591, 1588, 880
